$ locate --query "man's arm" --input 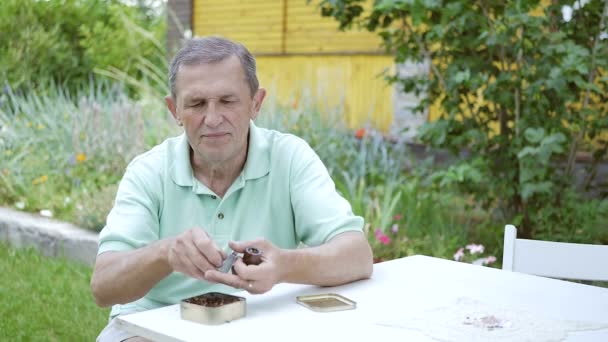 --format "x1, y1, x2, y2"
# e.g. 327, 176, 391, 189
279, 231, 373, 286
90, 241, 172, 307
91, 228, 225, 307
